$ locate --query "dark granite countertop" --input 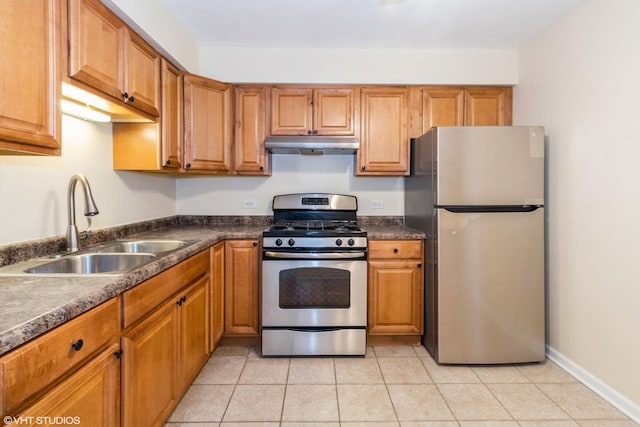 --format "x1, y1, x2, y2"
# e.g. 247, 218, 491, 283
0, 217, 424, 356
